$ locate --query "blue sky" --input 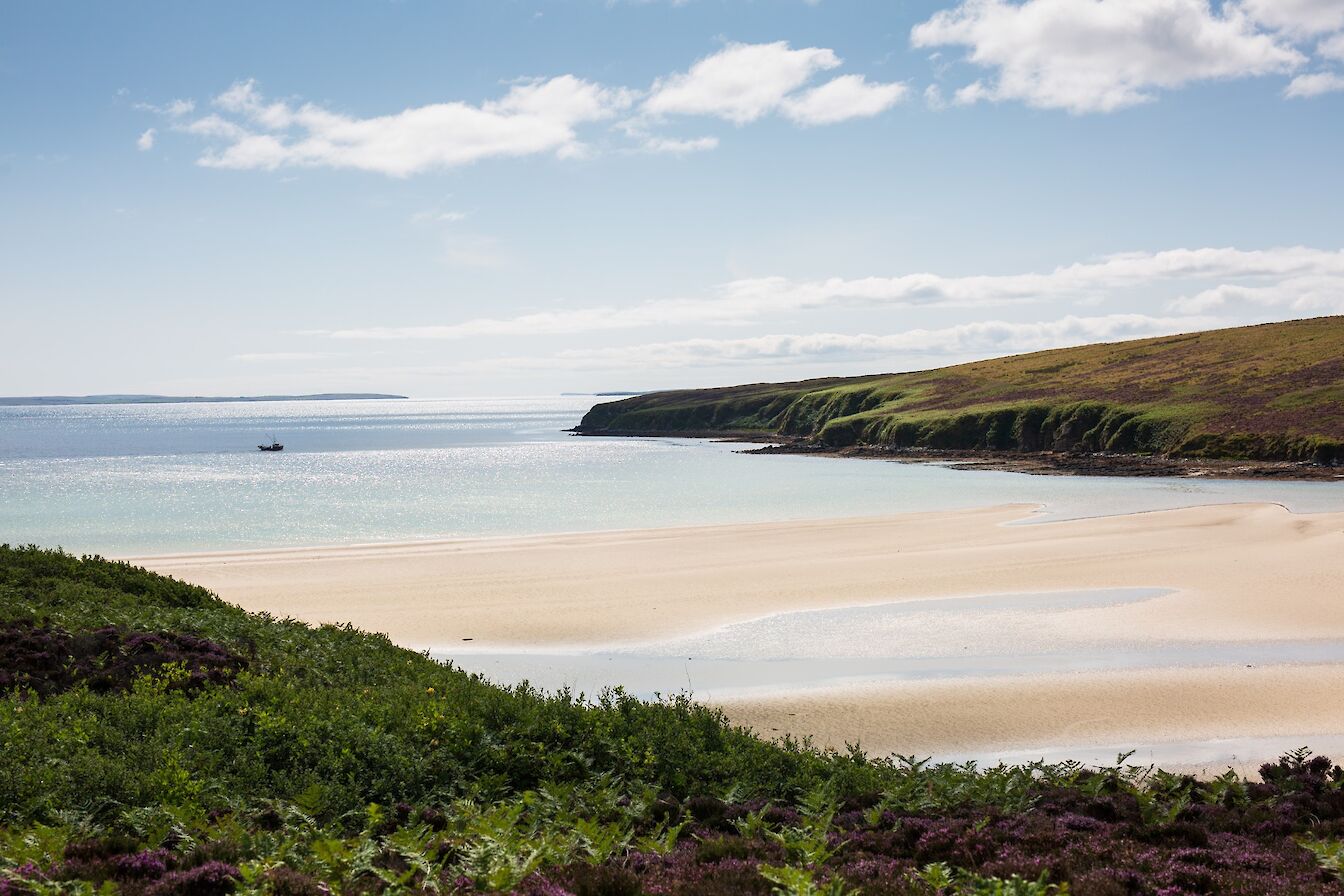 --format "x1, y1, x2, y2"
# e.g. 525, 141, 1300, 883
3, 0, 1343, 397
